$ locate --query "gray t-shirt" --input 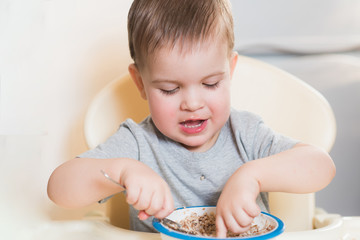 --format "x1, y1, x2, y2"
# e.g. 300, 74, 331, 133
79, 109, 298, 232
